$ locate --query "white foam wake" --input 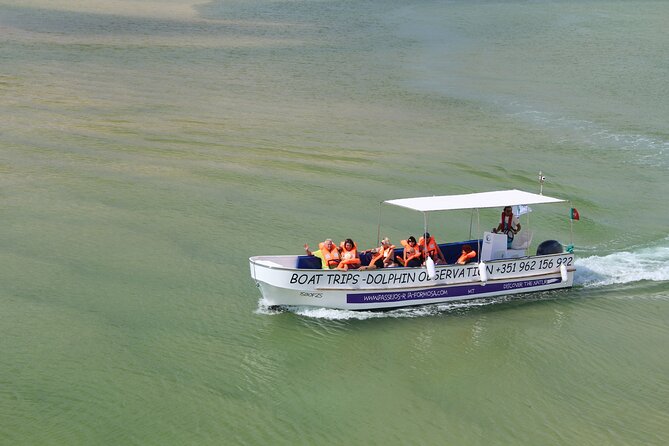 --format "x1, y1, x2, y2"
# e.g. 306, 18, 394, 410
575, 244, 669, 287
256, 298, 507, 320
509, 108, 669, 169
